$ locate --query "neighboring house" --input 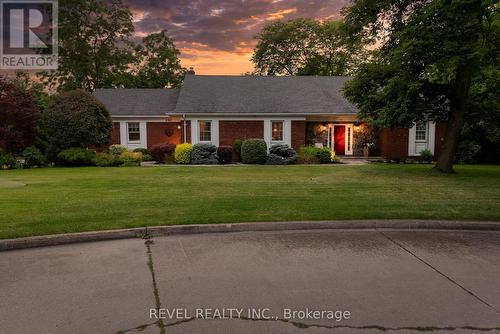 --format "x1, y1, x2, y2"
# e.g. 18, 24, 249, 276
94, 75, 445, 159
